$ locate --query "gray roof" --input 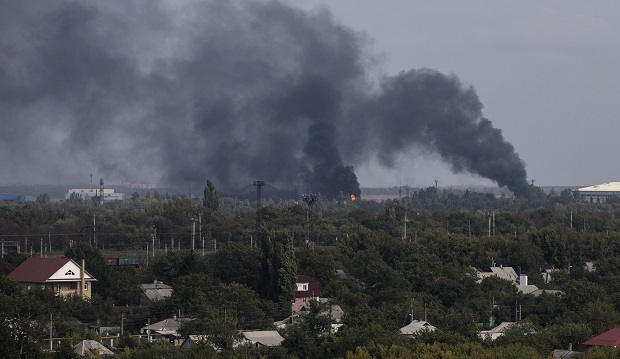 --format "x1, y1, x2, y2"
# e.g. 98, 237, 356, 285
140, 283, 173, 303
478, 266, 518, 283
242, 331, 284, 346
141, 317, 192, 336
74, 340, 114, 356
318, 299, 345, 322
400, 320, 437, 335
